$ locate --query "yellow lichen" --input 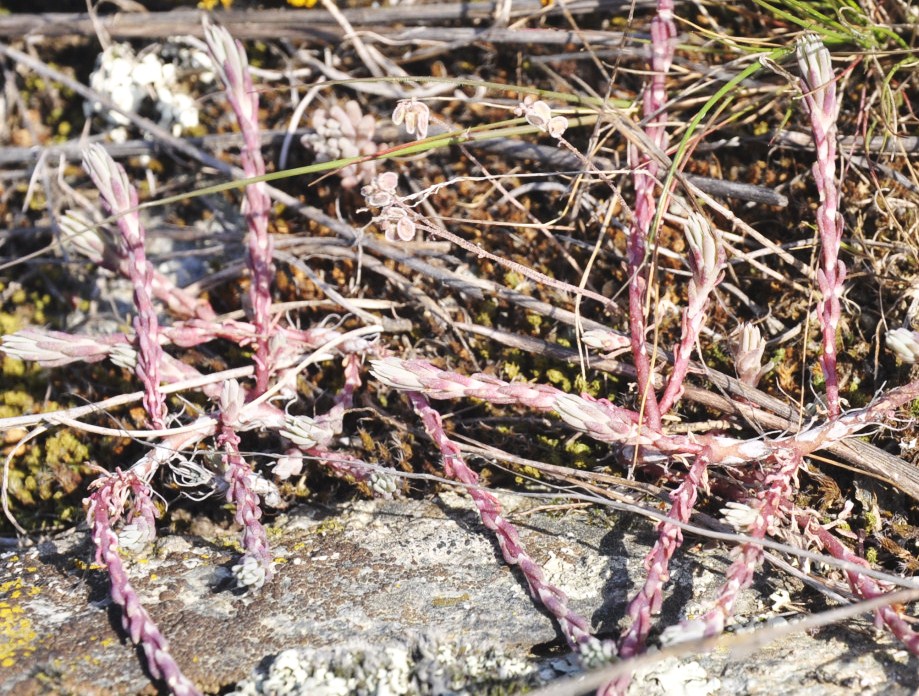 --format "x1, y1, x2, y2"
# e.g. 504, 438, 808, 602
0, 579, 38, 668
